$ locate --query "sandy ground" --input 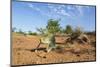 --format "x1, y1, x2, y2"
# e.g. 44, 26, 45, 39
12, 33, 96, 66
